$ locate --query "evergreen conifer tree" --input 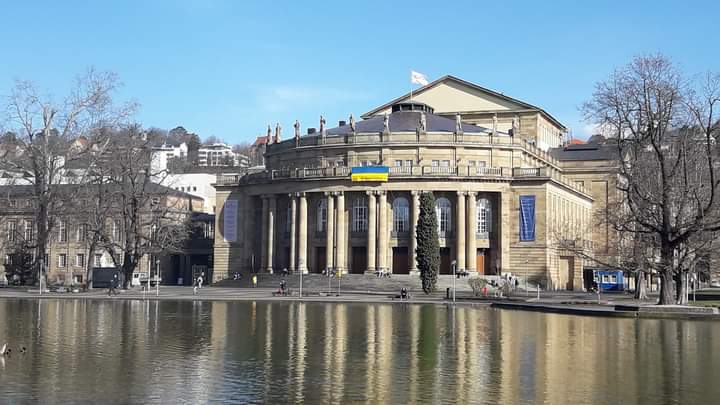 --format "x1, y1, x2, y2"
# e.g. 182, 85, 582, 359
416, 192, 440, 294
